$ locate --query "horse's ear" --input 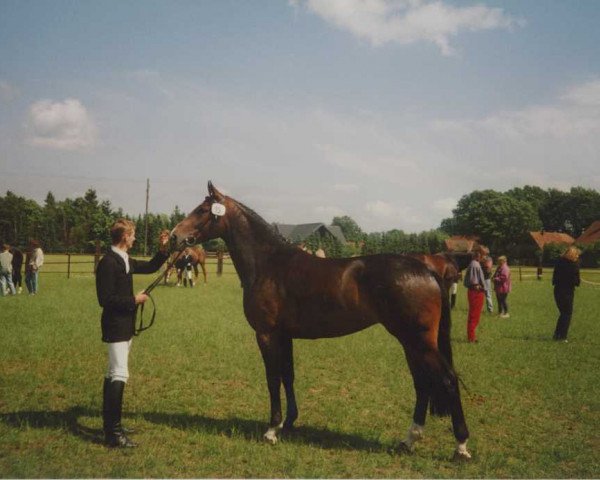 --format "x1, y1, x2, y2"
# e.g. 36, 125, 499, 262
207, 181, 224, 201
